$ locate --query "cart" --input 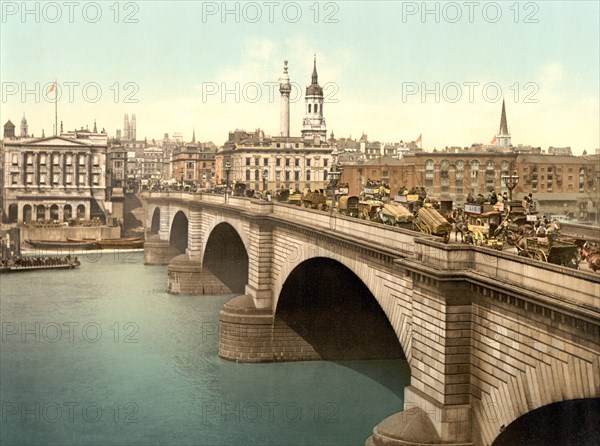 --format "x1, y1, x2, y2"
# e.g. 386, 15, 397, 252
462, 204, 505, 250
520, 237, 580, 268
380, 203, 414, 228
414, 206, 452, 243
358, 200, 383, 221
339, 195, 360, 217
